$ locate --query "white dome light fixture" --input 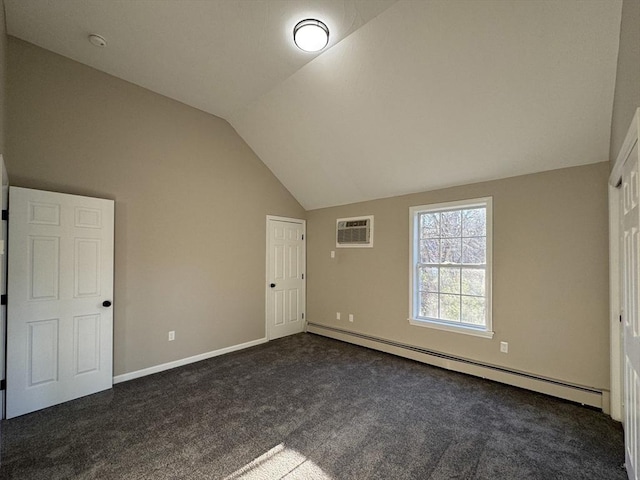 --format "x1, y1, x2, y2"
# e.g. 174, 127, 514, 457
293, 19, 329, 52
